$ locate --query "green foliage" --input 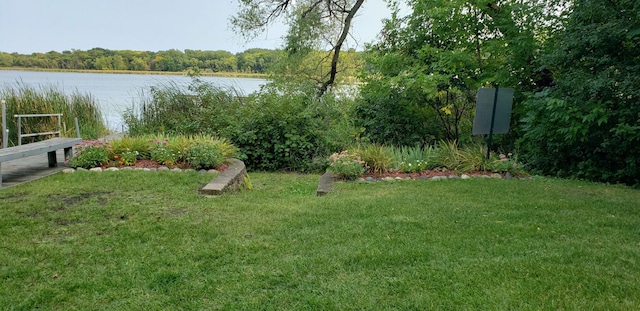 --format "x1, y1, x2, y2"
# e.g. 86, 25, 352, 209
68, 140, 110, 169
389, 145, 435, 173
230, 0, 365, 94
486, 152, 525, 175
124, 78, 244, 138
119, 150, 138, 166
3, 48, 284, 74
184, 142, 224, 170
357, 0, 564, 149
455, 143, 489, 173
351, 144, 395, 174
123, 78, 357, 172
148, 138, 180, 166
355, 78, 442, 146
0, 83, 108, 146
519, 0, 640, 186
108, 136, 151, 159
141, 134, 237, 169
68, 135, 238, 170
327, 151, 366, 180
431, 140, 463, 171
230, 84, 324, 171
